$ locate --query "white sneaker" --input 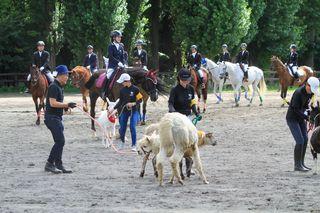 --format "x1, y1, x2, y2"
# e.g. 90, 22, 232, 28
131, 146, 137, 152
